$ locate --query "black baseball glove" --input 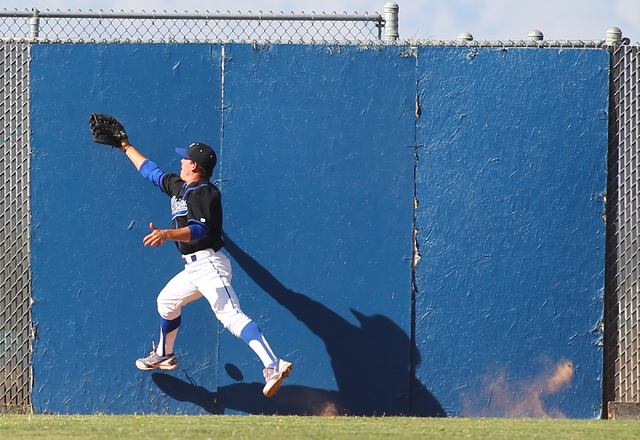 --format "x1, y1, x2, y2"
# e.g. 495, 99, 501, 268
89, 113, 128, 148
